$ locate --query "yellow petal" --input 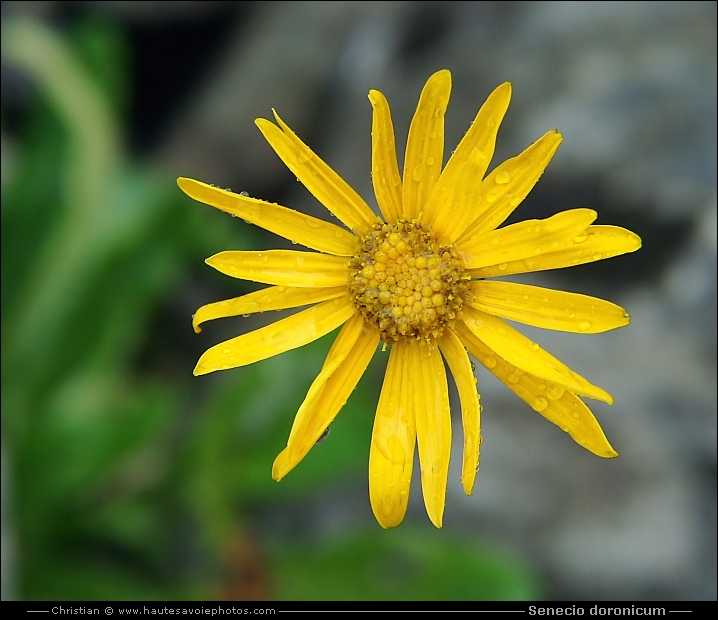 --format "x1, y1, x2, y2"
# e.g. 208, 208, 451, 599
455, 130, 563, 240
460, 307, 613, 403
402, 70, 451, 220
438, 328, 481, 496
468, 225, 642, 278
369, 342, 416, 529
255, 114, 377, 235
176, 178, 357, 256
205, 250, 349, 288
193, 297, 354, 375
272, 314, 379, 481
192, 285, 347, 333
369, 89, 403, 223
468, 281, 630, 334
423, 82, 512, 242
456, 209, 597, 270
456, 323, 617, 458
411, 339, 451, 528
